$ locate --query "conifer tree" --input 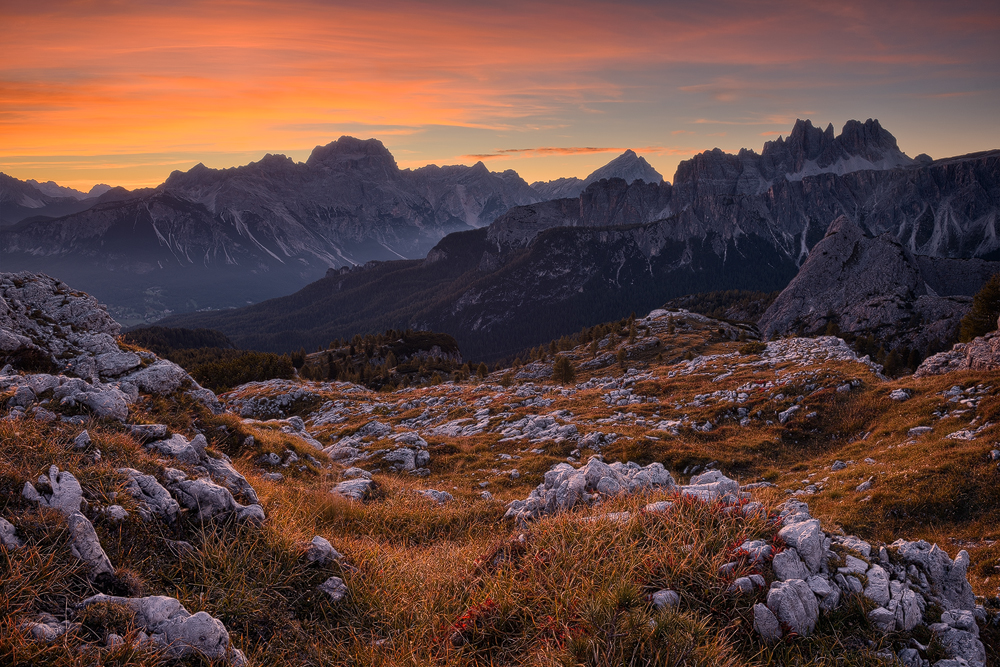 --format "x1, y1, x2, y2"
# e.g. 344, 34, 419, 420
959, 273, 1000, 342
